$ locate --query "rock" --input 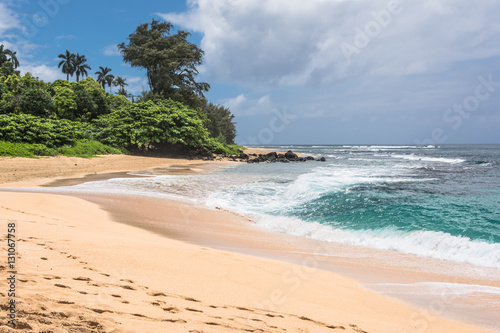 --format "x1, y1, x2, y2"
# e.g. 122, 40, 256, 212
317, 157, 326, 162
285, 150, 298, 159
246, 150, 317, 164
266, 152, 279, 159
